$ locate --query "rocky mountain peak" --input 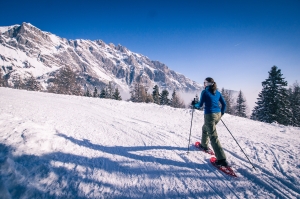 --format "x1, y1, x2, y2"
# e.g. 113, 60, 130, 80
0, 23, 202, 95
116, 44, 128, 53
